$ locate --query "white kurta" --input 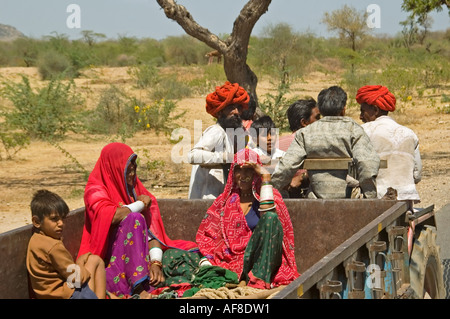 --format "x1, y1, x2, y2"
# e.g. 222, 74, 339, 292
187, 124, 235, 199
362, 116, 422, 202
